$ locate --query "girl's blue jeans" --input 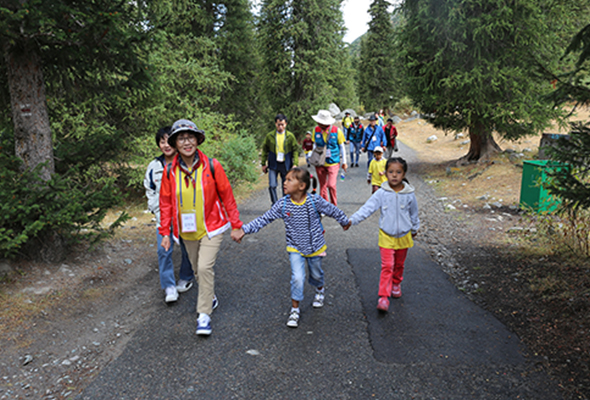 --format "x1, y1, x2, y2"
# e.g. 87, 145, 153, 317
289, 252, 324, 302
156, 230, 193, 289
